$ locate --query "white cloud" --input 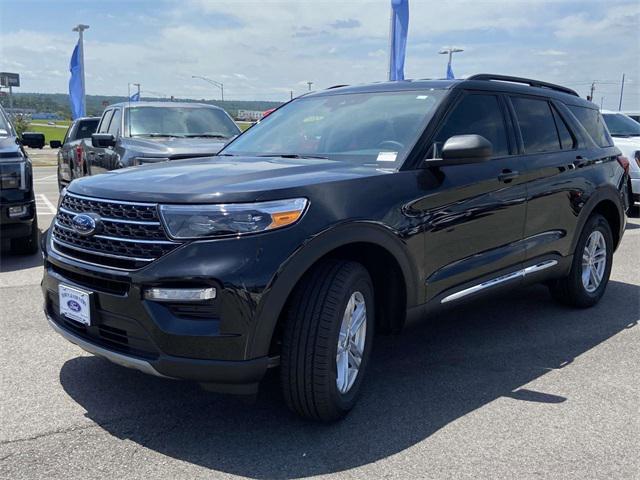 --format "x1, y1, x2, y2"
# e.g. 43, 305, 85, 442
0, 0, 638, 110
